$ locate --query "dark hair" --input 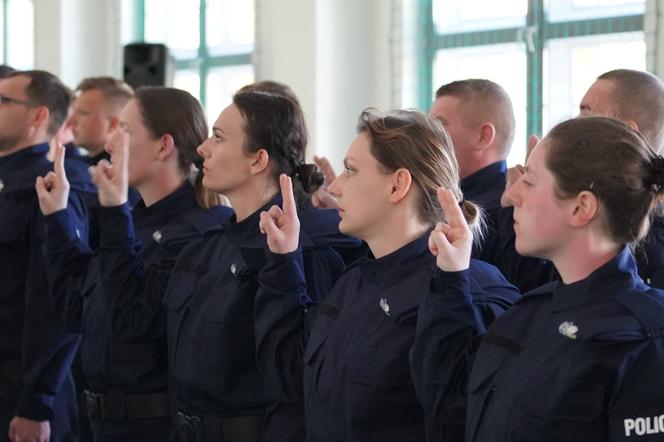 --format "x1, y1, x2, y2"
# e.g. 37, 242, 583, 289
8, 70, 72, 136
75, 76, 134, 113
133, 87, 212, 207
596, 69, 664, 153
435, 79, 515, 158
237, 80, 300, 107
0, 65, 16, 79
546, 116, 664, 245
232, 90, 323, 199
357, 108, 483, 235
